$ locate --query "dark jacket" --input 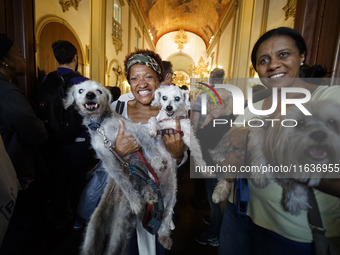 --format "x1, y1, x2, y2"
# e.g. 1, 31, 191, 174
0, 72, 48, 187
